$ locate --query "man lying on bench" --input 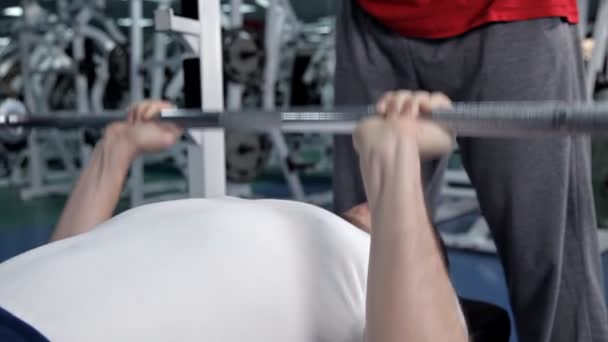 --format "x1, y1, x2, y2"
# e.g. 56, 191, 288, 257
0, 91, 467, 342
